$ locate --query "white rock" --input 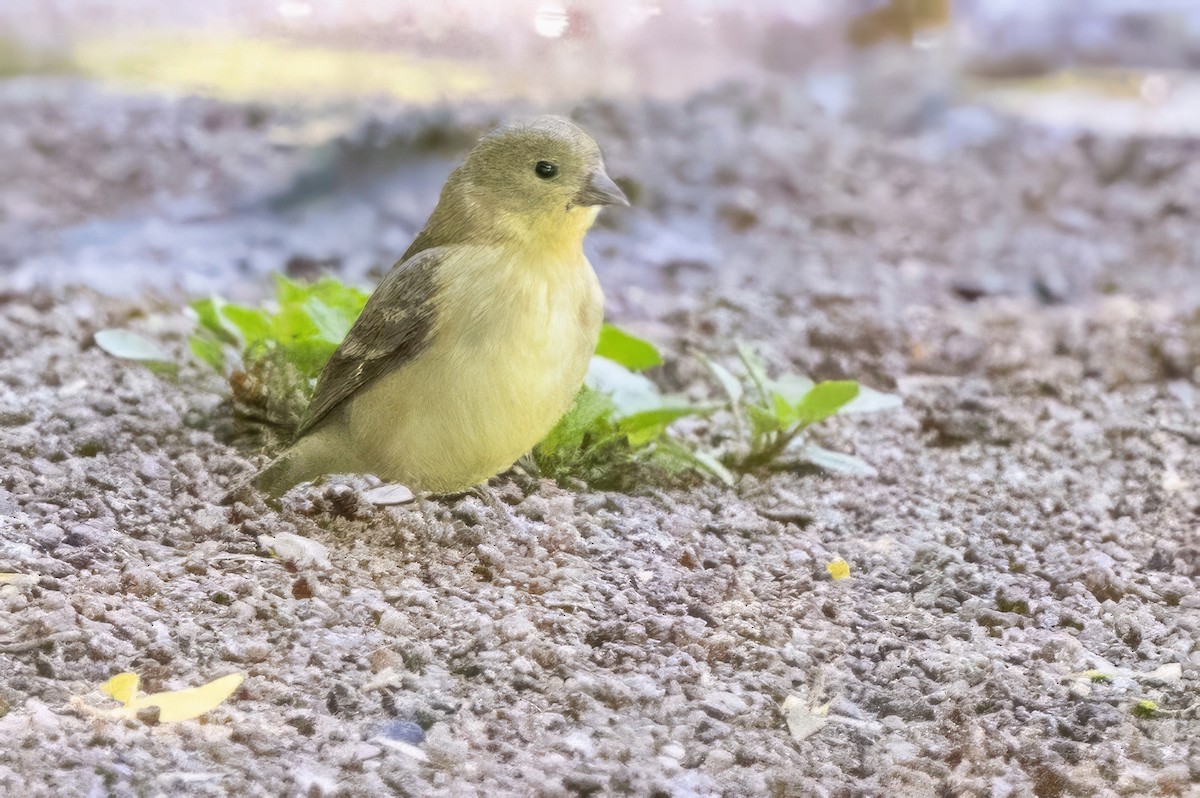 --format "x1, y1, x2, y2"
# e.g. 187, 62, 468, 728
258, 532, 331, 570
